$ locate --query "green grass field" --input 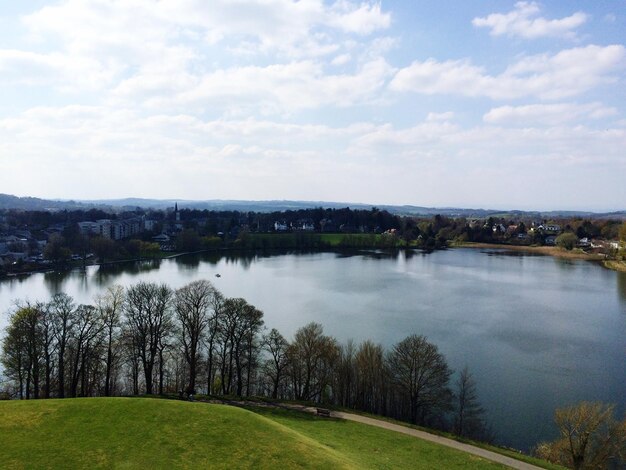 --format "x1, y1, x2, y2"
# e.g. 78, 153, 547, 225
0, 398, 507, 469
